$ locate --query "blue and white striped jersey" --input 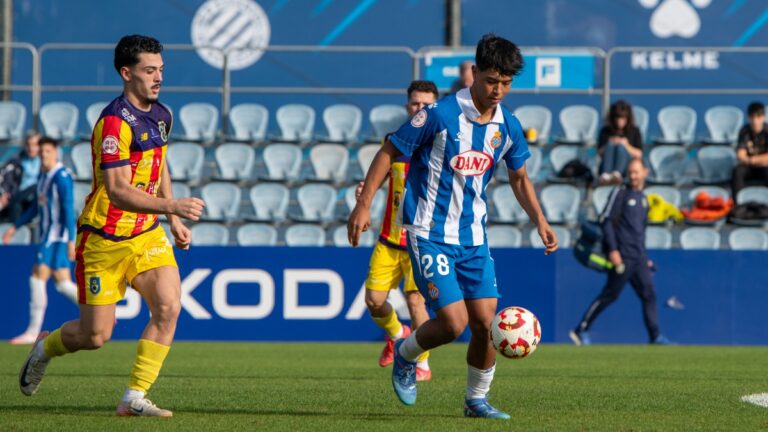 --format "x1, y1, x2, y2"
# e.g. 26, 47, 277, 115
15, 162, 76, 245
389, 88, 530, 246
